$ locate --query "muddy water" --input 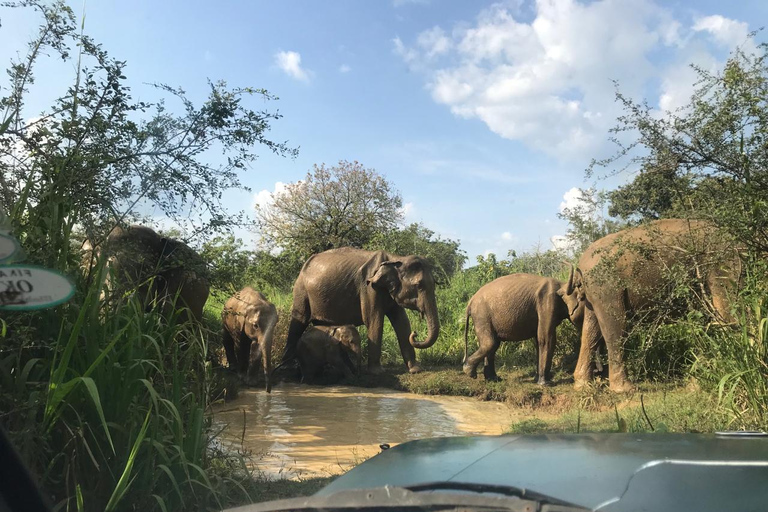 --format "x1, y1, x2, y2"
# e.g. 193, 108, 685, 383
212, 383, 520, 480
